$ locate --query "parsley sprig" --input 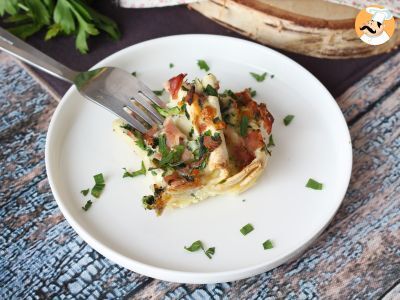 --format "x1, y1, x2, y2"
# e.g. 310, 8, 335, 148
184, 240, 215, 259
0, 0, 120, 54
